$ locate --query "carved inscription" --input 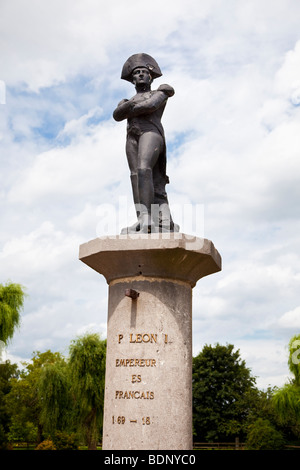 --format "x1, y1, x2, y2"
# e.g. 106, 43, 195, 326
118, 333, 168, 344
130, 333, 157, 343
115, 390, 154, 399
112, 416, 151, 425
116, 358, 156, 367
114, 332, 169, 426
